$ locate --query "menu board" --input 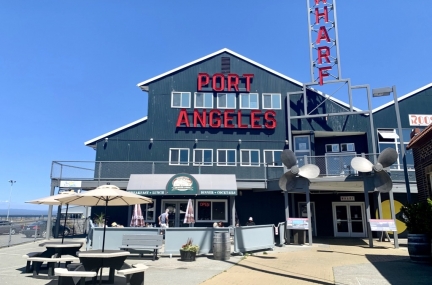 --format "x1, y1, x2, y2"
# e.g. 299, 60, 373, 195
369, 219, 397, 231
286, 218, 309, 230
